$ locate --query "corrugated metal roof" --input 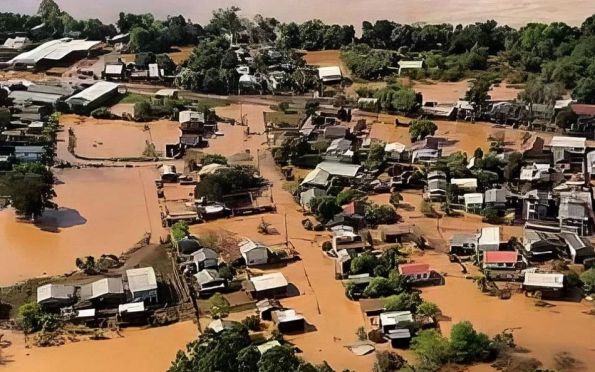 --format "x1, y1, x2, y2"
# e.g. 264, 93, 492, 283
318, 66, 342, 80
547, 136, 586, 149
126, 267, 157, 293
380, 311, 414, 326
10, 38, 101, 64
484, 251, 518, 263
66, 81, 119, 105
37, 284, 75, 303
523, 272, 564, 288
317, 161, 361, 177
250, 272, 287, 292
